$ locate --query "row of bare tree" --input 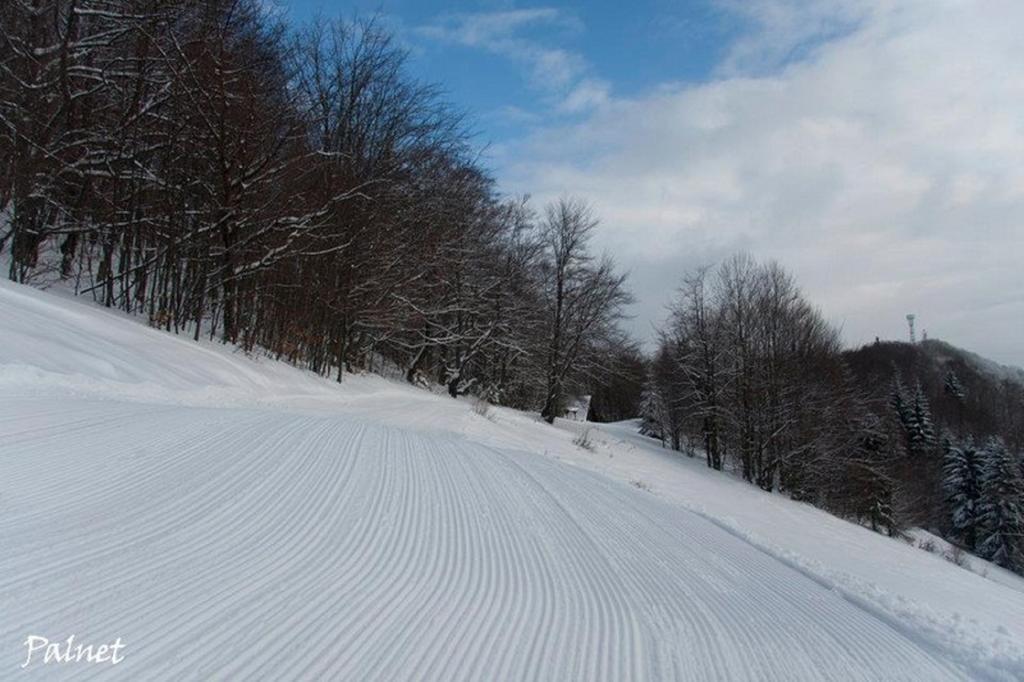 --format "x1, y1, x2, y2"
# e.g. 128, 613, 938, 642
0, 0, 632, 419
642, 255, 903, 533
644, 255, 1023, 566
